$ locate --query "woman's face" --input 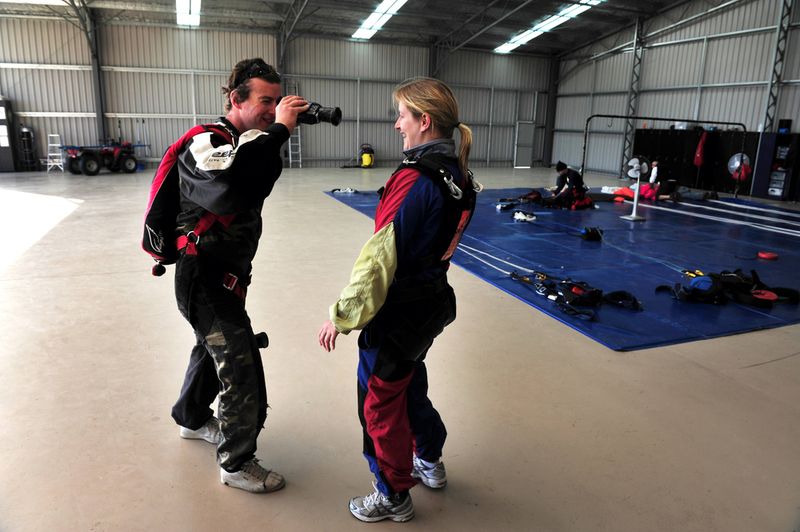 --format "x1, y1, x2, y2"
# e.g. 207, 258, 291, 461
394, 102, 425, 151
